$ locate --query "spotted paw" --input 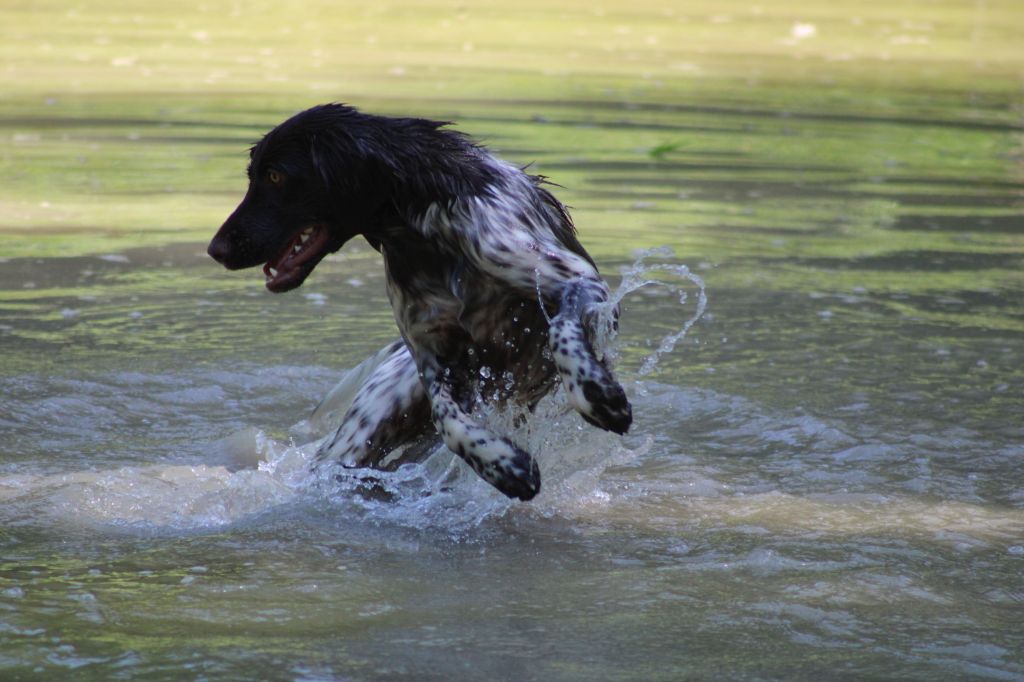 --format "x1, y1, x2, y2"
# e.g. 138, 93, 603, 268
559, 359, 633, 435
487, 445, 542, 501
549, 312, 632, 436
468, 440, 541, 501
578, 377, 632, 435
